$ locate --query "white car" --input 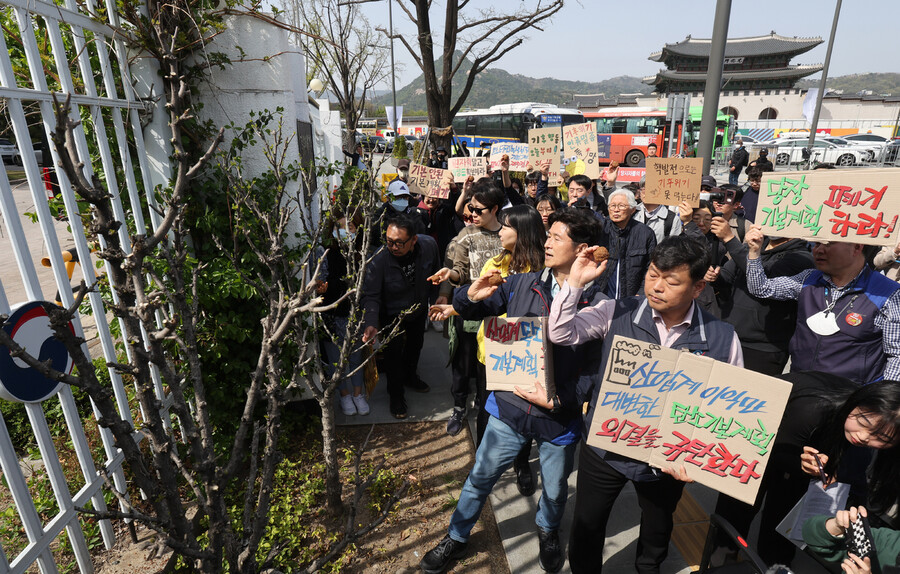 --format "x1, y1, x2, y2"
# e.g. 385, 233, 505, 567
821, 136, 881, 162
770, 139, 864, 167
